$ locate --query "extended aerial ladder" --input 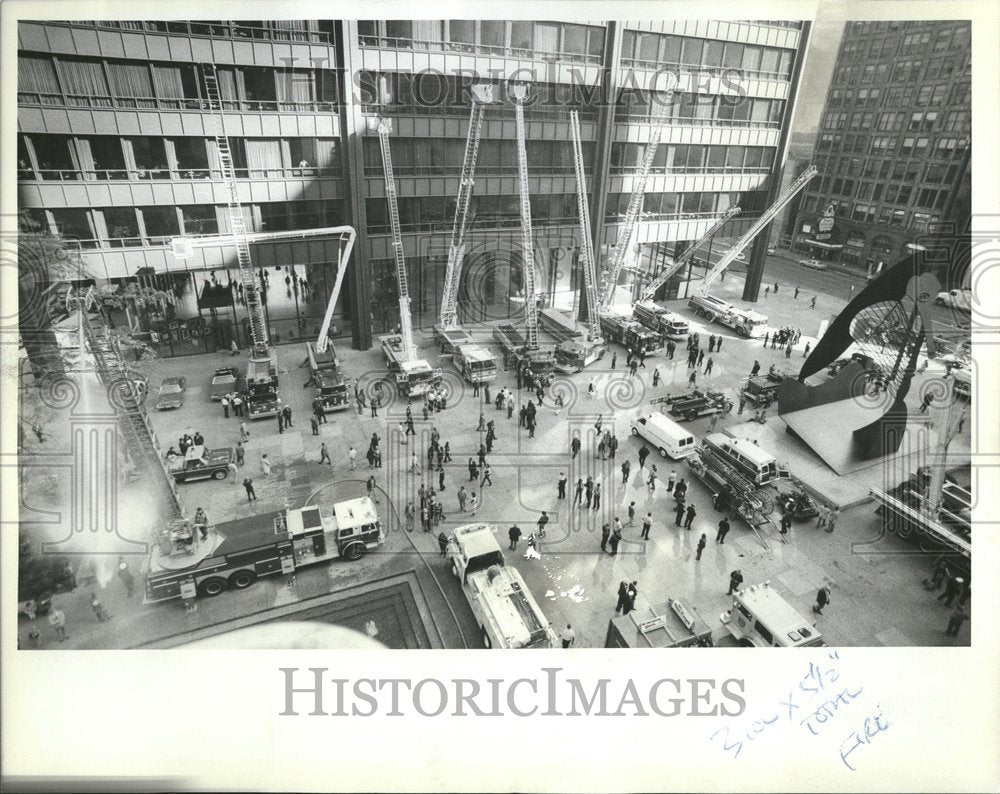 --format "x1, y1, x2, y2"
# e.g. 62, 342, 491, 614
432, 86, 498, 383
599, 103, 670, 313
491, 83, 555, 377
638, 206, 742, 303
696, 165, 818, 297
376, 120, 440, 396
